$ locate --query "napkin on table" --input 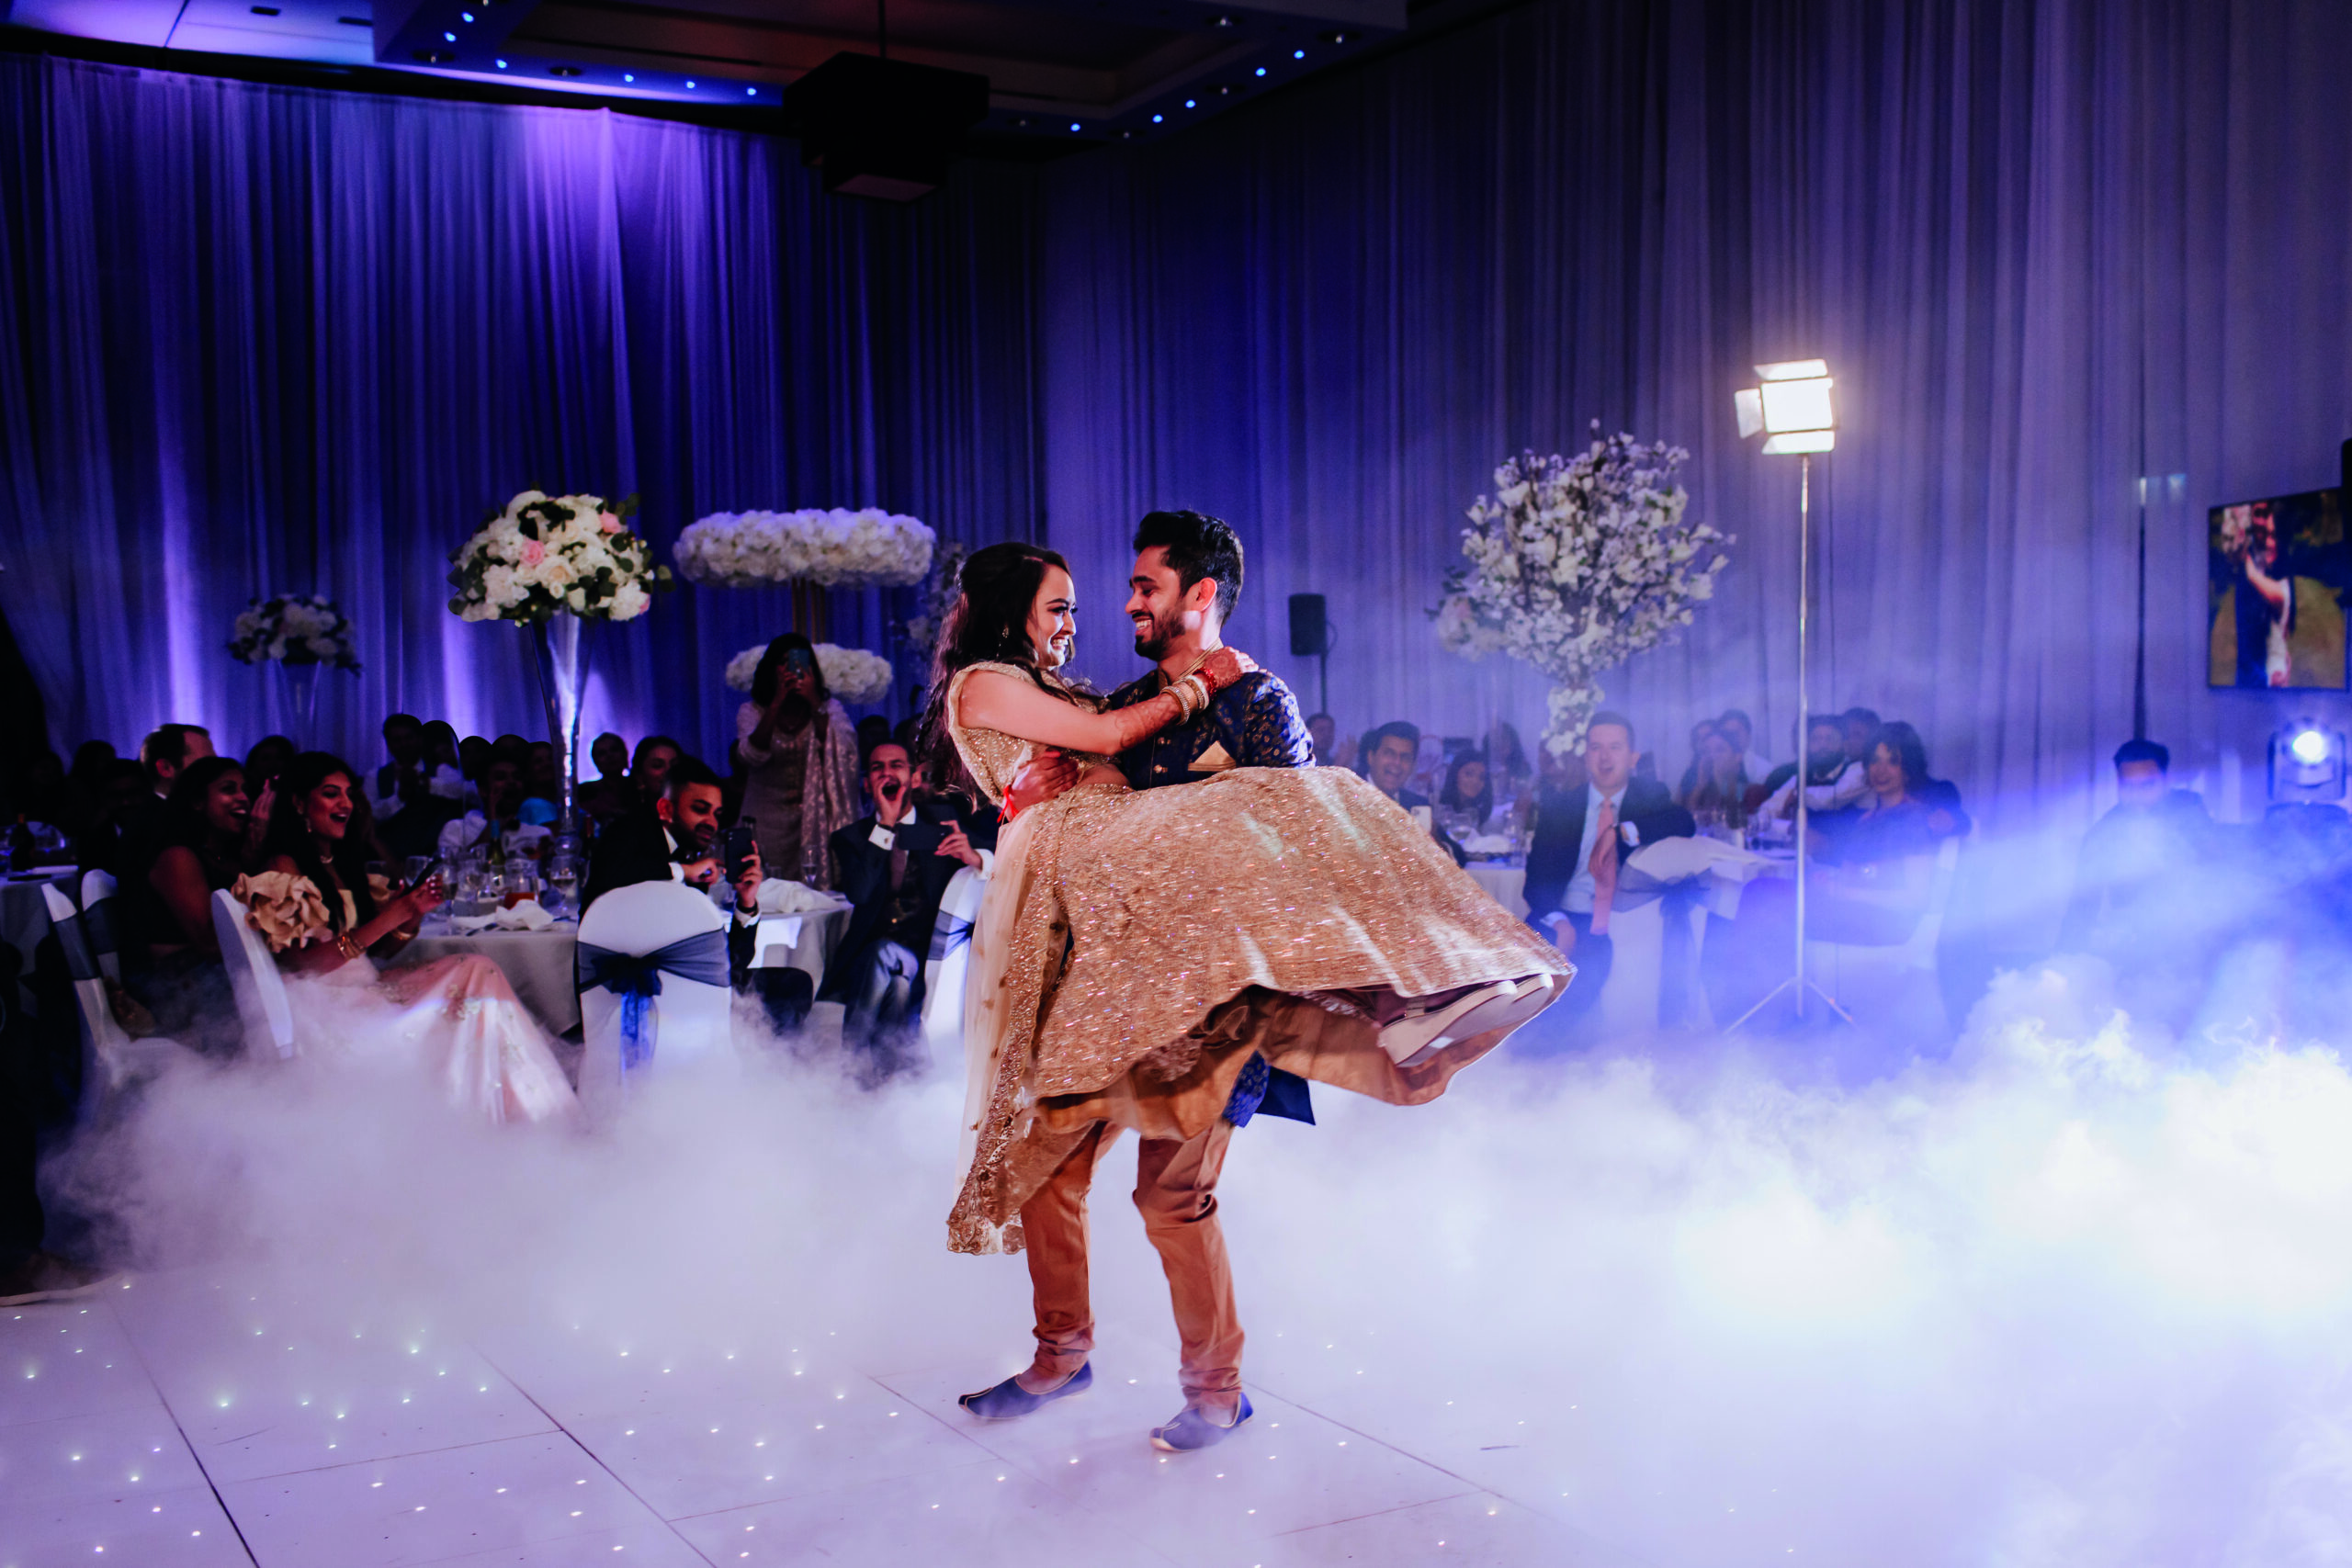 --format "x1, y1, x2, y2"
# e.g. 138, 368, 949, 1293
446, 900, 556, 933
